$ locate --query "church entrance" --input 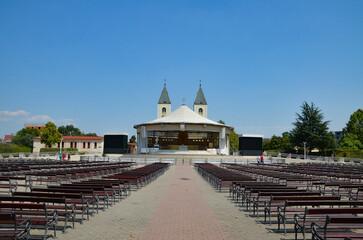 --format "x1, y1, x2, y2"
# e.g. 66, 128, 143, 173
147, 131, 219, 151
